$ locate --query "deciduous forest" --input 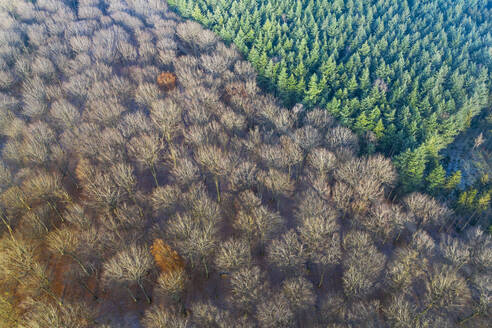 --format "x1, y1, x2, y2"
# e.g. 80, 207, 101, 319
0, 0, 490, 327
